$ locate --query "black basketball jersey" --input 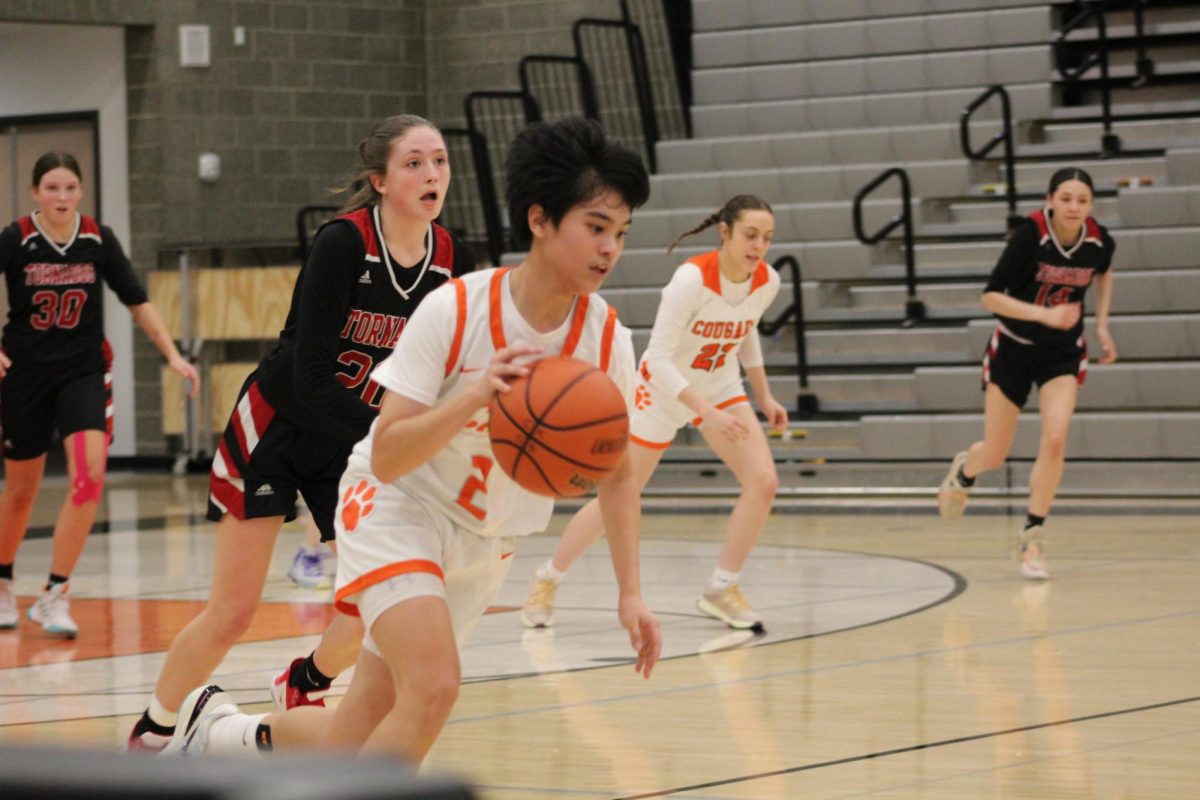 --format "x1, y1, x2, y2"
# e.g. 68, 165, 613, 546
256, 205, 475, 443
984, 208, 1115, 346
0, 213, 147, 369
